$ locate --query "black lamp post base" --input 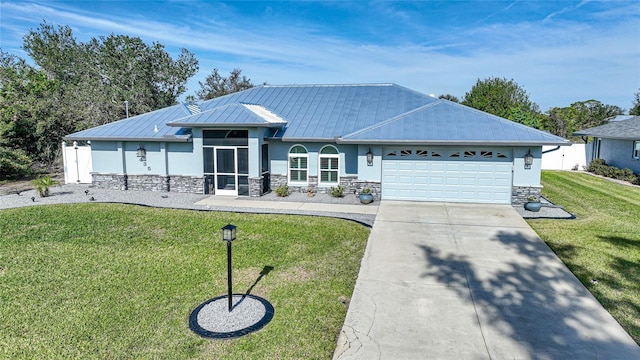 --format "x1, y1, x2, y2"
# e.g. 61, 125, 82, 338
189, 294, 274, 339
